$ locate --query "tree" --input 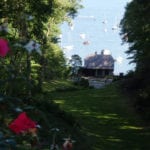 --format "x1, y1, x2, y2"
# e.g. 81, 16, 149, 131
0, 0, 82, 96
120, 0, 150, 69
120, 0, 150, 118
69, 54, 82, 77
